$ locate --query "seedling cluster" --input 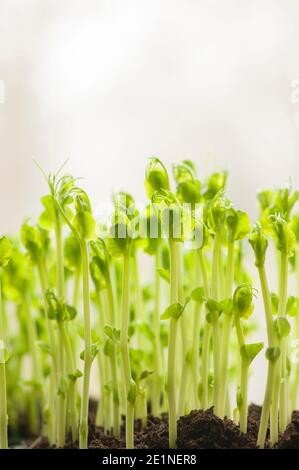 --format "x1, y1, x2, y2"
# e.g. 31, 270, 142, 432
0, 159, 299, 449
